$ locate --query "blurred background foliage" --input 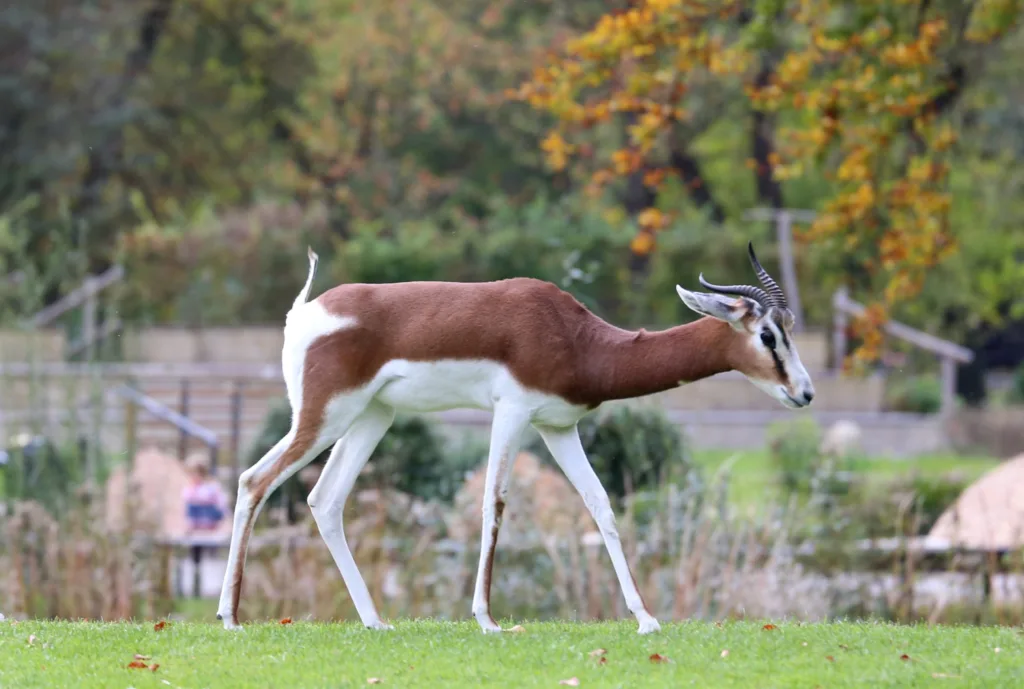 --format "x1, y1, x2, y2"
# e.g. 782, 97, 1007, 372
0, 0, 1022, 346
